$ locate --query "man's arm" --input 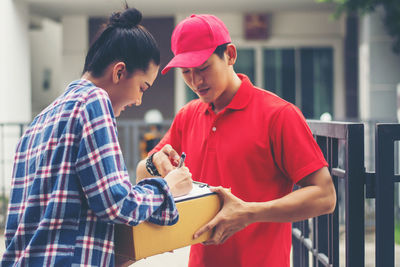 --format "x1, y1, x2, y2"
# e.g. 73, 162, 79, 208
194, 166, 336, 245
136, 159, 150, 182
